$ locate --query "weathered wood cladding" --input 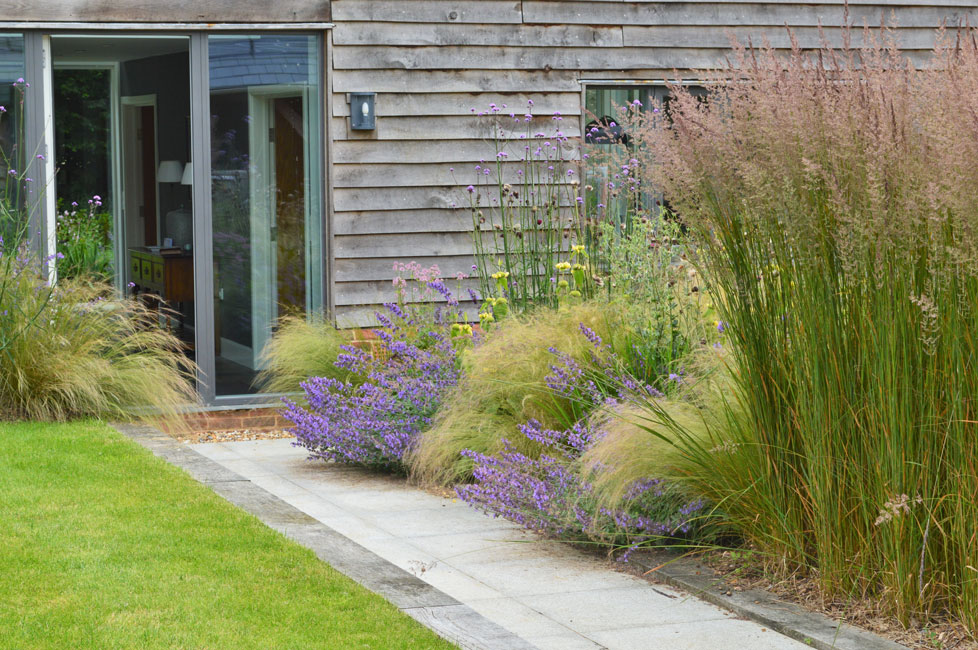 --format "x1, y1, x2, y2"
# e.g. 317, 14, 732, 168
329, 0, 978, 327
0, 0, 330, 23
